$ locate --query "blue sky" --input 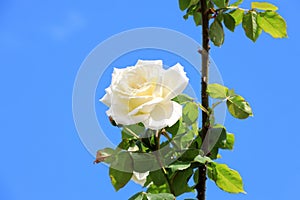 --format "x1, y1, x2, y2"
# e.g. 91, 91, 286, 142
0, 0, 299, 199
